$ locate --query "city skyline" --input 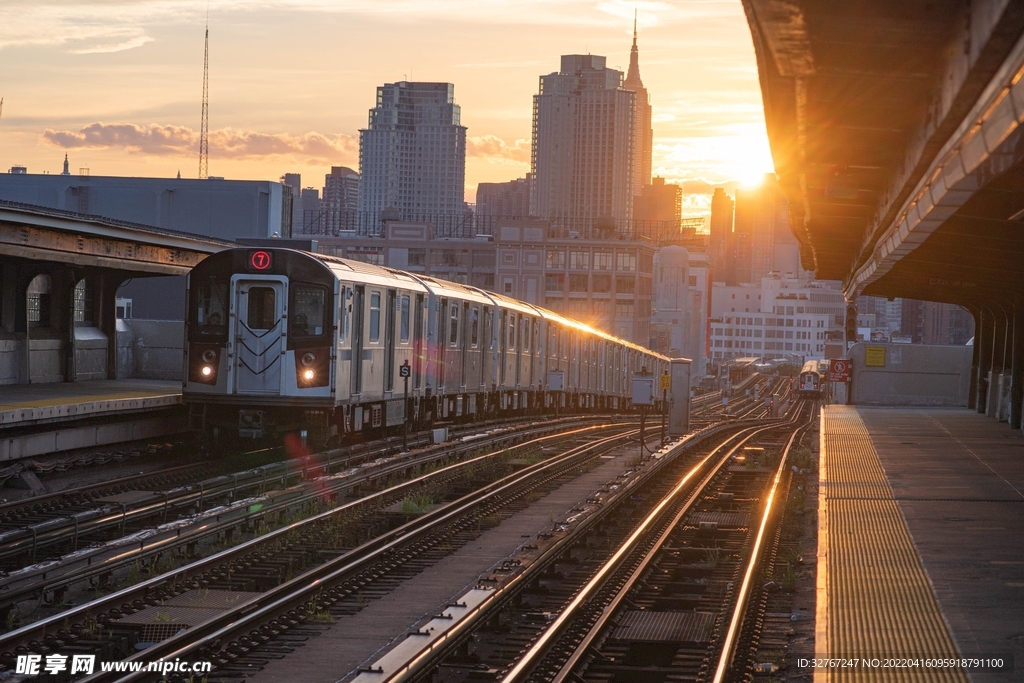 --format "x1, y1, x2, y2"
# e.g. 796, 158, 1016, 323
0, 1, 774, 216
